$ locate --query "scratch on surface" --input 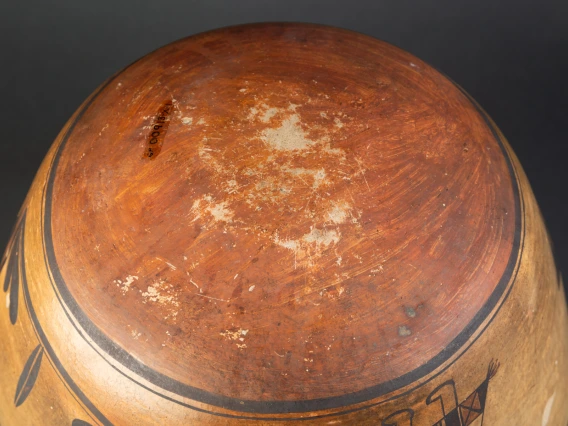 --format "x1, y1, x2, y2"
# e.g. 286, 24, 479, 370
195, 293, 228, 302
